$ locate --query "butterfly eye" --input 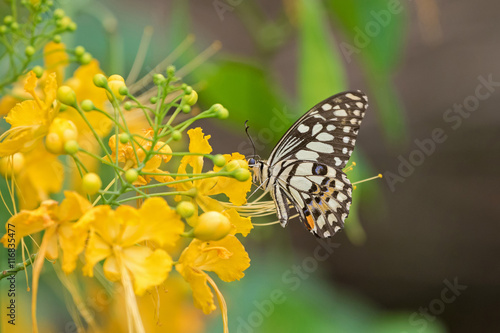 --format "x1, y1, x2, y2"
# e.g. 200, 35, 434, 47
247, 158, 256, 167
